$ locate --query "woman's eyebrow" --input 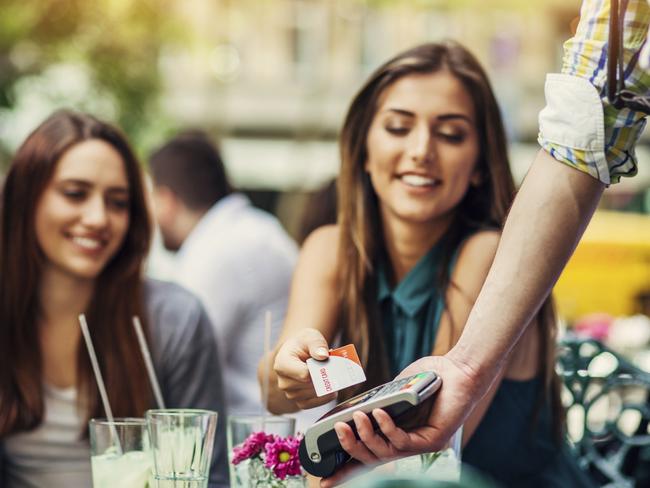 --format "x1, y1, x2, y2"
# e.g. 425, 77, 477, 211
382, 108, 472, 122
57, 178, 91, 187
56, 179, 130, 192
436, 113, 472, 122
383, 108, 415, 117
